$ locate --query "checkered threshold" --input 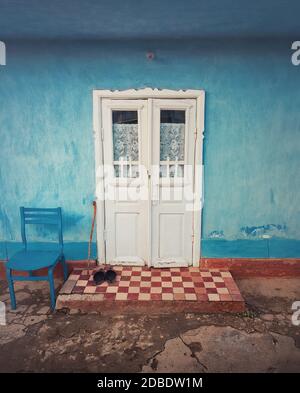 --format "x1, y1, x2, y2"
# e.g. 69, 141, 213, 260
56, 266, 245, 313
